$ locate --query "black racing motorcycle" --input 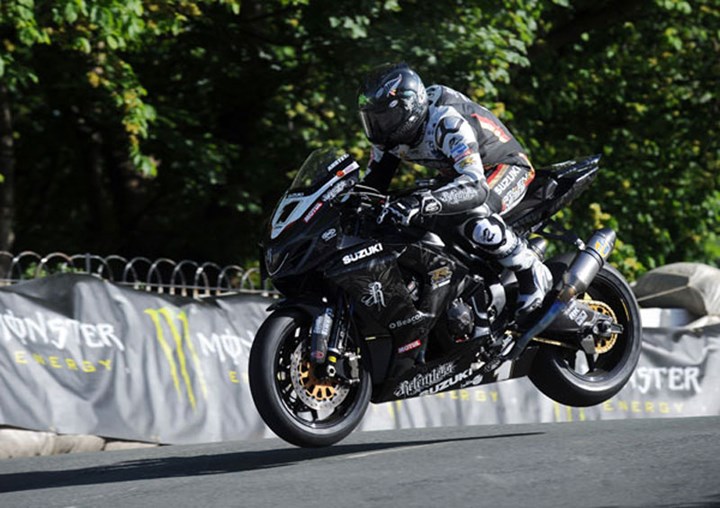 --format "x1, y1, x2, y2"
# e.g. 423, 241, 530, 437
250, 148, 641, 447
